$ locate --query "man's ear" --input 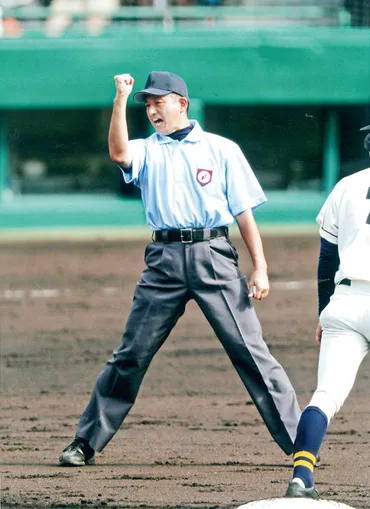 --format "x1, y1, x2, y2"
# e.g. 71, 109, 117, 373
179, 96, 188, 113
